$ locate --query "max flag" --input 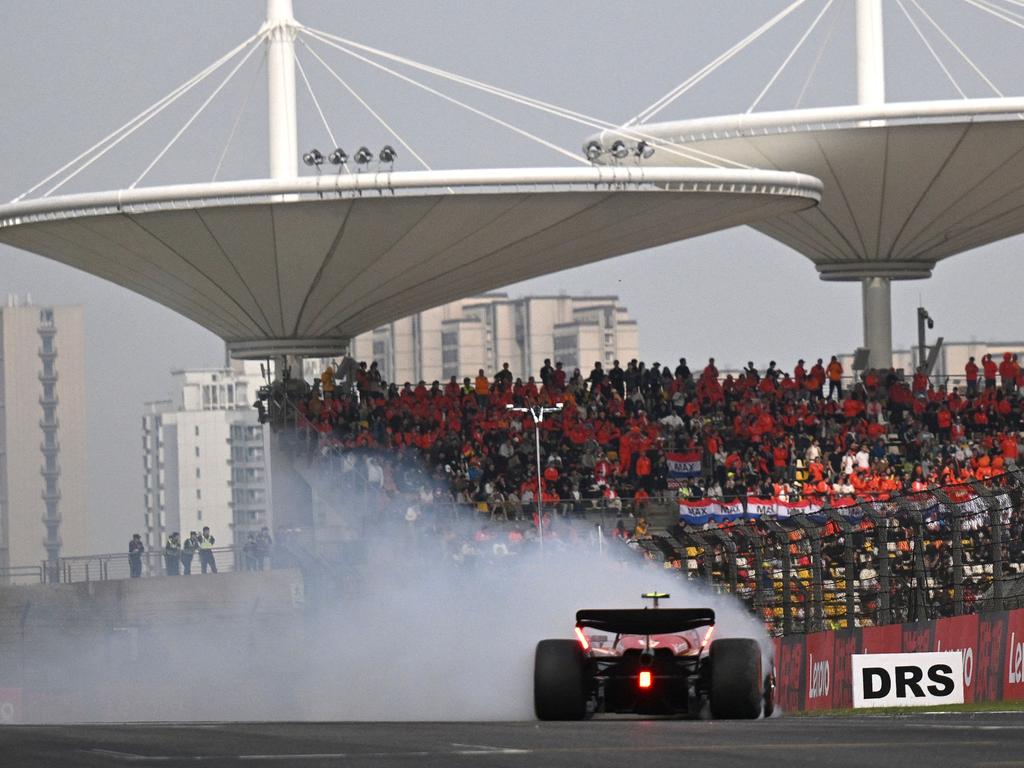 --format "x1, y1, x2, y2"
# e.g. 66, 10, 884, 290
667, 451, 701, 488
